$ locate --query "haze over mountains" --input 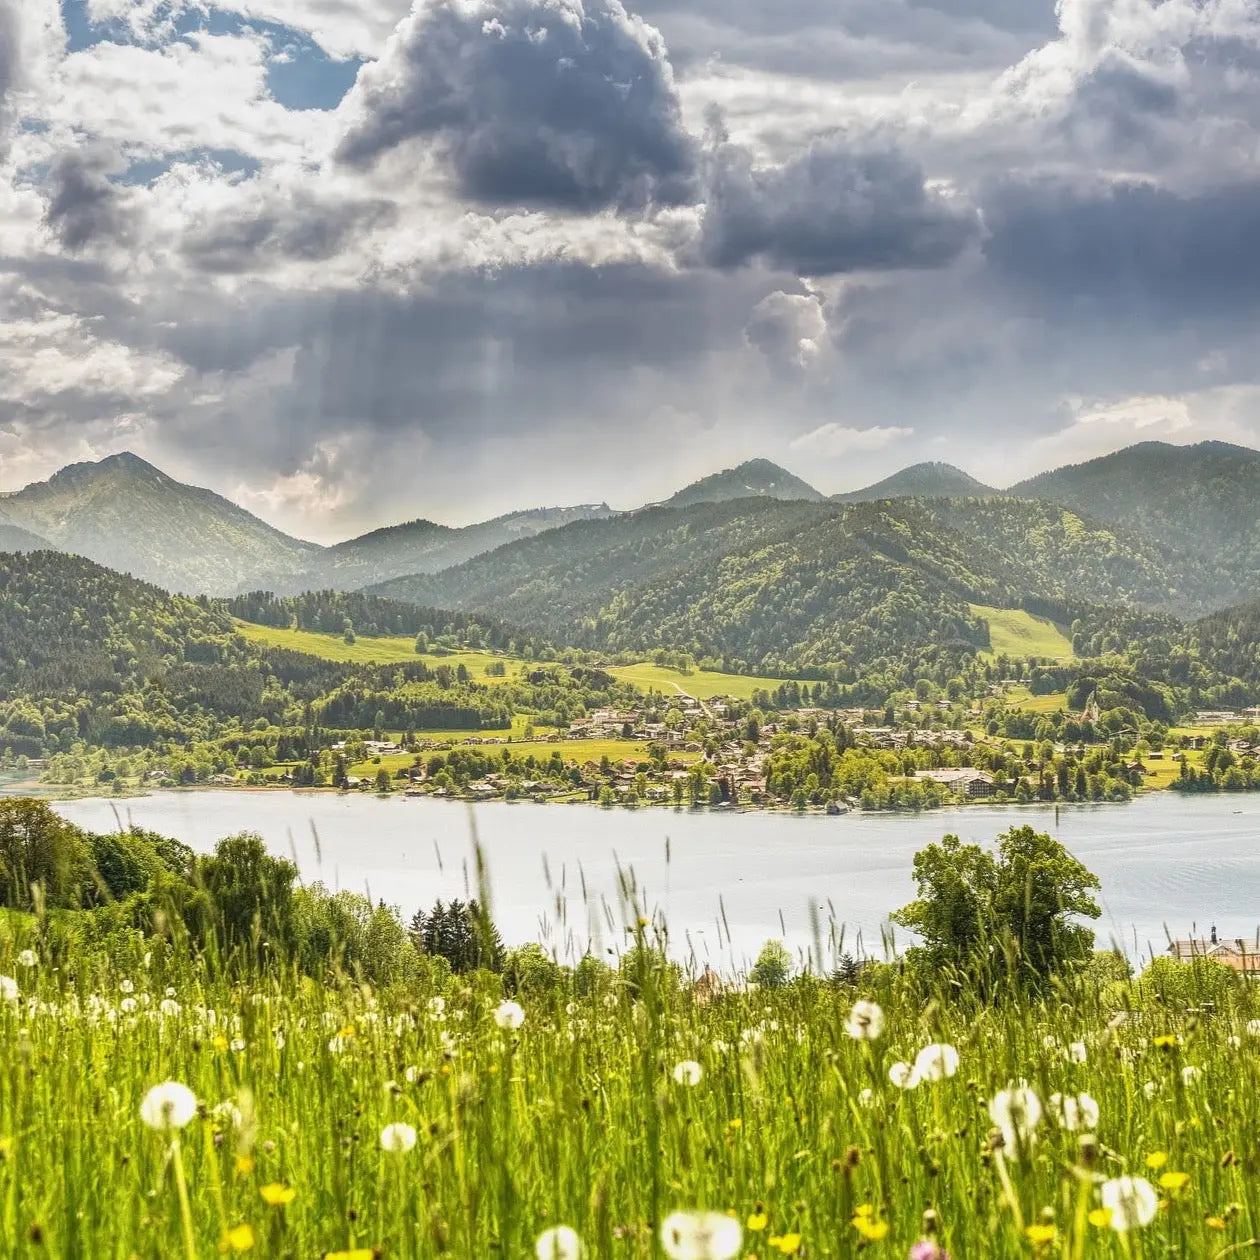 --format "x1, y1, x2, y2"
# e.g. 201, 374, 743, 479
3, 441, 1260, 673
